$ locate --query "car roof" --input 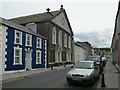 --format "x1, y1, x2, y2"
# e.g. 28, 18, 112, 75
87, 56, 100, 58
79, 61, 94, 63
